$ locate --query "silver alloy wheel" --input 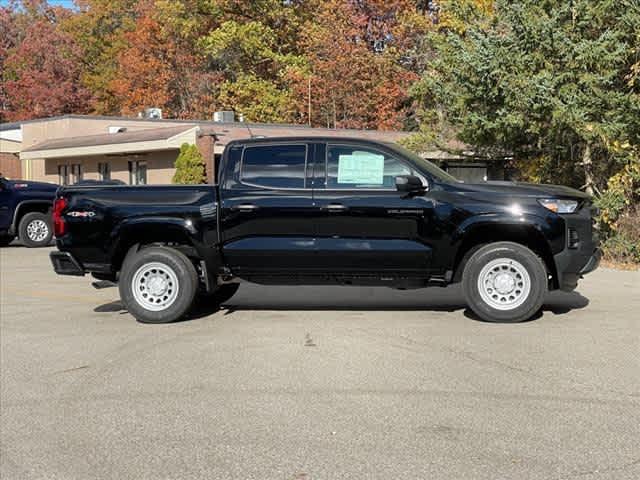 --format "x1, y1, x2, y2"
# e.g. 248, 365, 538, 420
131, 262, 180, 311
477, 257, 531, 311
26, 219, 49, 242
